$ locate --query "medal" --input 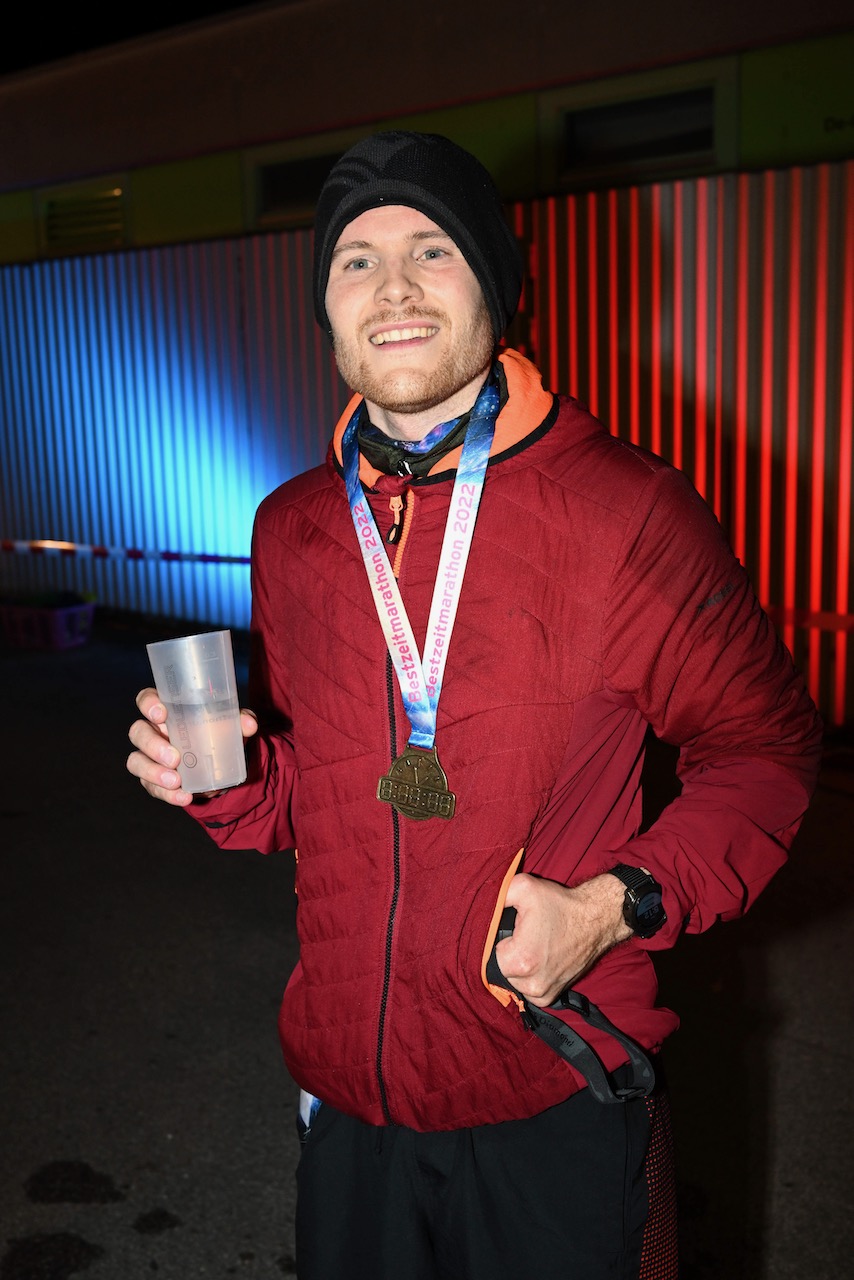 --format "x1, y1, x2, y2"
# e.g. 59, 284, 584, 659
342, 371, 500, 820
377, 745, 456, 820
